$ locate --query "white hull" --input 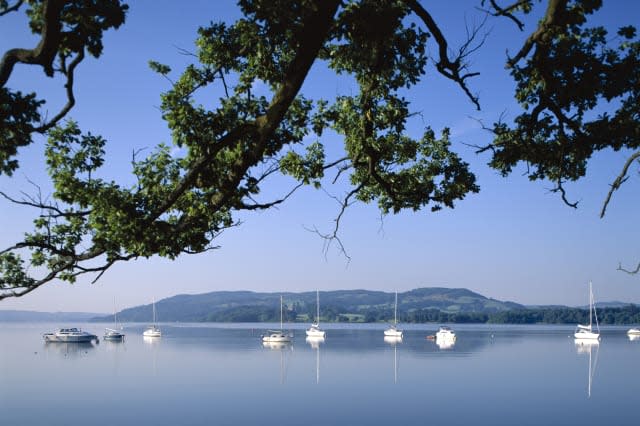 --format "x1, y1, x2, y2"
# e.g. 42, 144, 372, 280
143, 326, 161, 337
627, 328, 640, 336
574, 331, 600, 340
262, 332, 292, 343
43, 328, 98, 343
384, 328, 403, 338
435, 326, 456, 341
306, 325, 326, 338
